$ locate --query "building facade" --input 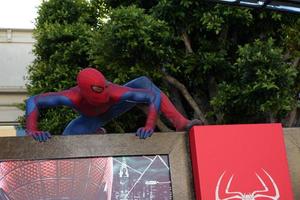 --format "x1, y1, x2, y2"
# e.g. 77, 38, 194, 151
0, 28, 34, 136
